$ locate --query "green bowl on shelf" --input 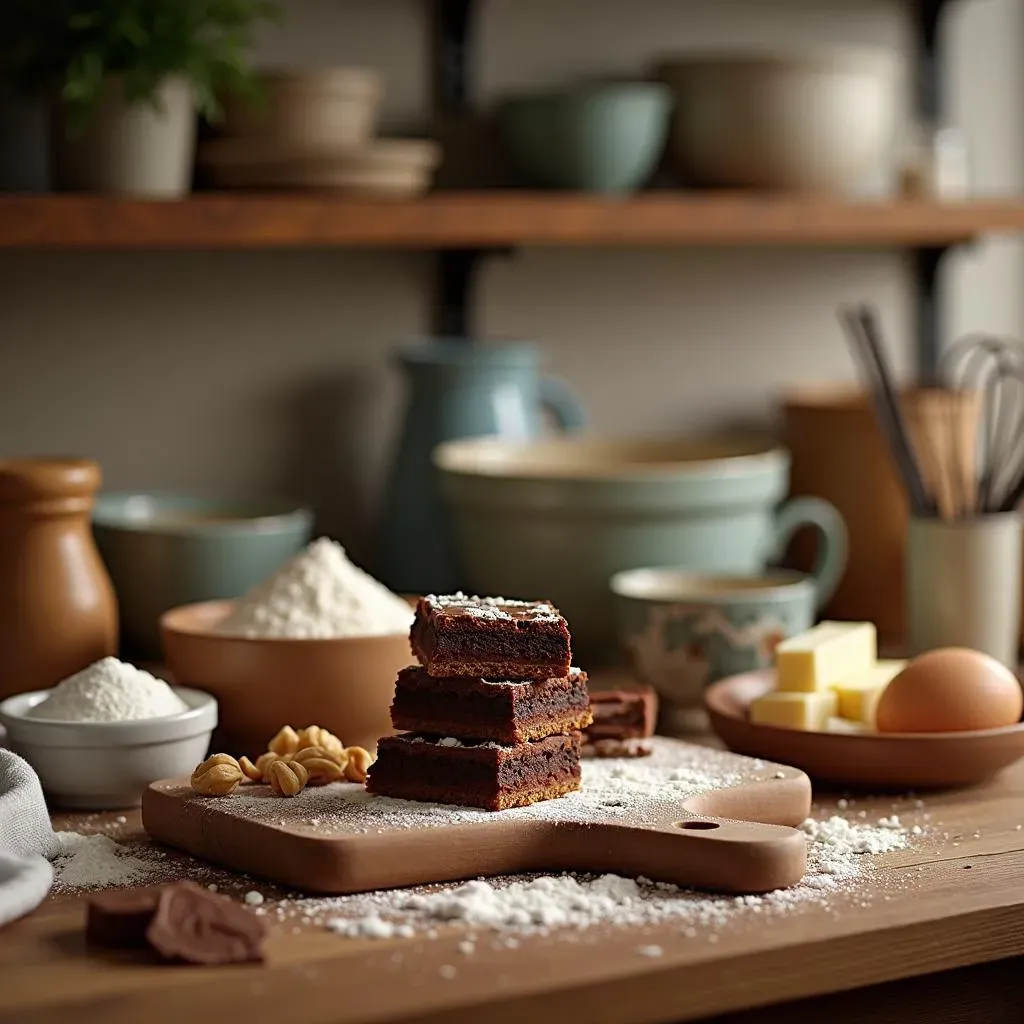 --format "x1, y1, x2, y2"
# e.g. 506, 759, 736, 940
497, 82, 672, 194
93, 492, 313, 660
